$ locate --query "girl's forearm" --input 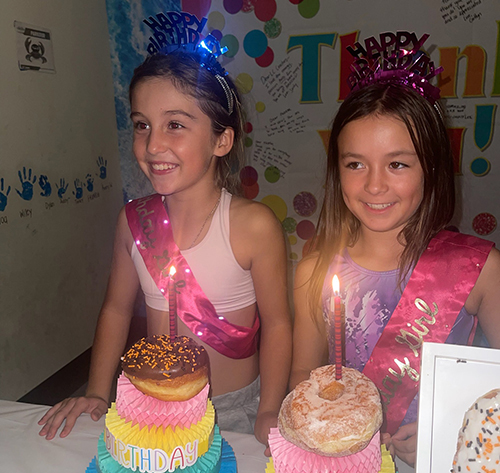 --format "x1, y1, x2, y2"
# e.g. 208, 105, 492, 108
85, 307, 132, 402
257, 321, 292, 414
